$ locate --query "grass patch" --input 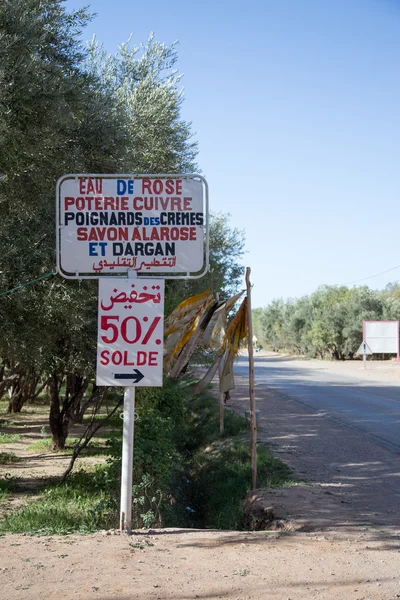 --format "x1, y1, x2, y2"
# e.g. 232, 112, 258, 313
19, 406, 48, 415
148, 384, 294, 531
0, 452, 21, 464
30, 394, 50, 406
28, 437, 108, 456
27, 438, 54, 452
0, 469, 114, 534
184, 392, 248, 451
0, 400, 9, 412
0, 433, 21, 444
82, 411, 117, 425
